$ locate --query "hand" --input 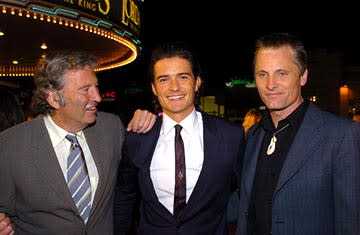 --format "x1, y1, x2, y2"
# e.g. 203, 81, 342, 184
0, 213, 14, 235
127, 109, 157, 133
